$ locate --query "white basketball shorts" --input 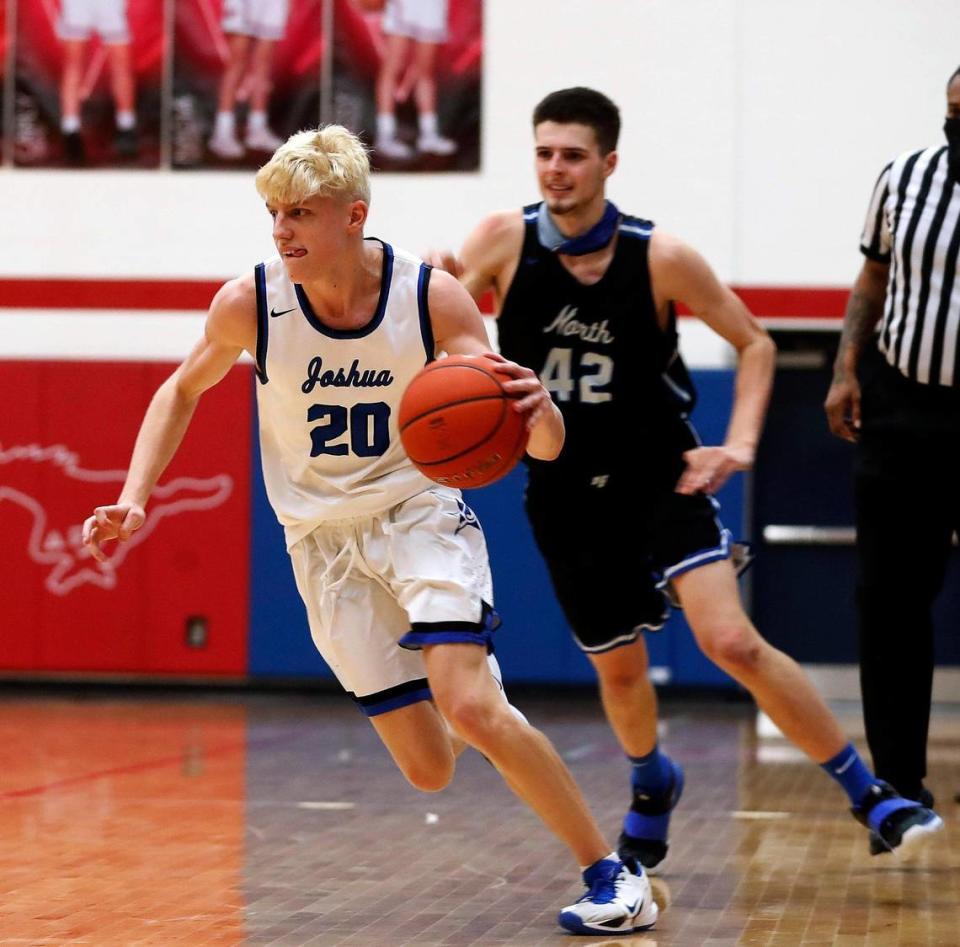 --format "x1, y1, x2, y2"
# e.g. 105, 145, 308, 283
57, 0, 130, 44
382, 0, 449, 44
288, 487, 496, 715
222, 0, 290, 41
